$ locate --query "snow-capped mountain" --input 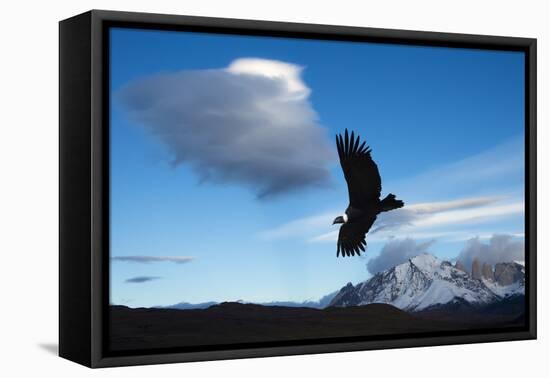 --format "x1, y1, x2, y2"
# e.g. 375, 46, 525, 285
329, 253, 524, 312
154, 255, 524, 312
